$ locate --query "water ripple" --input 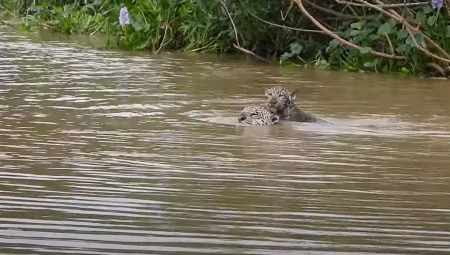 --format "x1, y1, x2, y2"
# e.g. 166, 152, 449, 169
1, 25, 450, 255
